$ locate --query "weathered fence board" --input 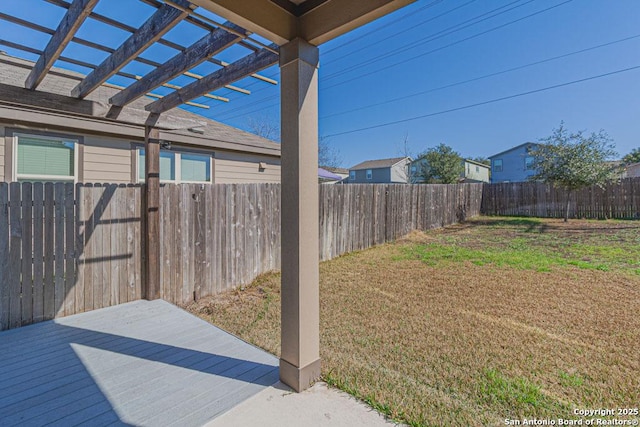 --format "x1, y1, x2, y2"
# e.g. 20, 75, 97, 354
0, 182, 144, 331
482, 178, 640, 219
0, 183, 9, 330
